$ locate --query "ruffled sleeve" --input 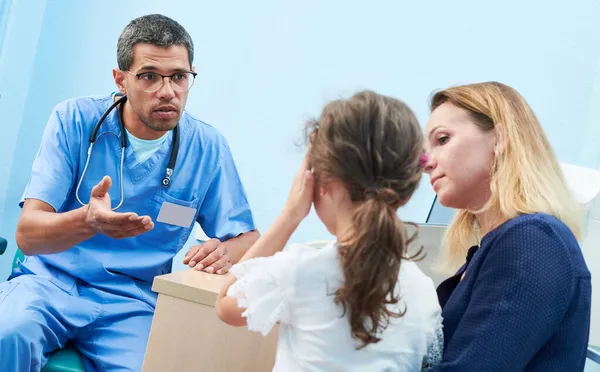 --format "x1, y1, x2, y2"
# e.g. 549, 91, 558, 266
226, 249, 300, 336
